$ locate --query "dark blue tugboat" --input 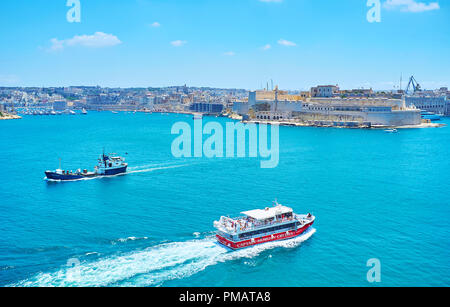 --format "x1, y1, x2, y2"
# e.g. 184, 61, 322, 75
45, 153, 128, 181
